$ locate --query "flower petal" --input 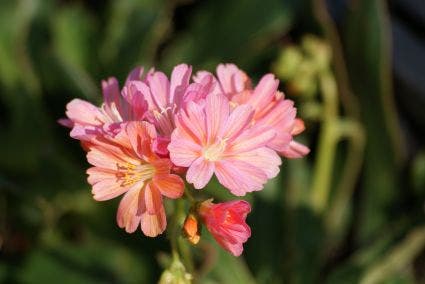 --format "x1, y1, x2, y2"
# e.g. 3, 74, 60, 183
86, 147, 121, 170
153, 136, 170, 157
223, 242, 244, 257
147, 71, 170, 109
87, 137, 139, 169
183, 73, 216, 106
229, 126, 276, 154
70, 124, 100, 141
193, 70, 221, 96
215, 159, 268, 196
247, 74, 279, 110
116, 187, 142, 233
91, 178, 131, 201
220, 104, 253, 140
101, 77, 121, 110
232, 148, 281, 179
125, 66, 144, 85
121, 81, 148, 120
125, 121, 157, 159
178, 101, 207, 144
144, 183, 163, 214
170, 64, 192, 104
141, 206, 167, 237
130, 81, 156, 111
256, 99, 295, 131
280, 140, 310, 159
168, 128, 202, 167
199, 199, 251, 256
87, 167, 116, 184
152, 174, 184, 199
65, 99, 106, 125
58, 118, 73, 128
205, 93, 229, 142
216, 64, 250, 95
186, 157, 215, 189
292, 118, 306, 135
266, 131, 293, 153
